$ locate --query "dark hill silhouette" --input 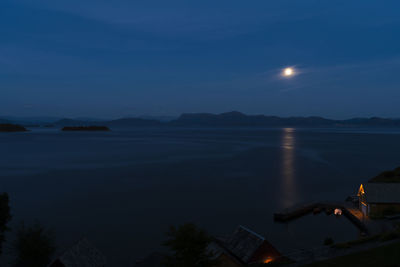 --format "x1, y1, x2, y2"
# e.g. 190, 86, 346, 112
170, 111, 336, 127
0, 119, 11, 124
170, 112, 400, 127
43, 112, 400, 128
369, 167, 400, 183
341, 117, 400, 127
